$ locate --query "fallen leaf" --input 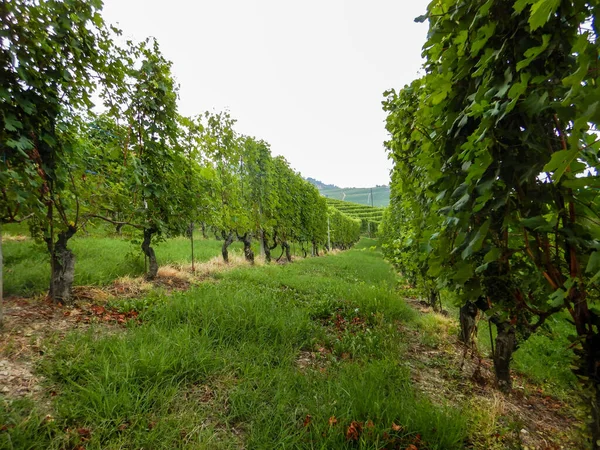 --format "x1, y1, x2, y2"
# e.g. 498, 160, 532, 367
303, 414, 312, 427
328, 416, 338, 426
90, 305, 105, 315
77, 428, 91, 440
392, 422, 403, 432
346, 421, 362, 441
